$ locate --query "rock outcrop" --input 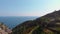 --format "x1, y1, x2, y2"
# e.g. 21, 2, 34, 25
0, 23, 12, 34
